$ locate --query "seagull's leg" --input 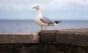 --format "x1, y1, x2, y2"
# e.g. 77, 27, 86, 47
41, 26, 43, 30
41, 26, 42, 30
45, 26, 47, 30
41, 26, 47, 30
42, 26, 47, 30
